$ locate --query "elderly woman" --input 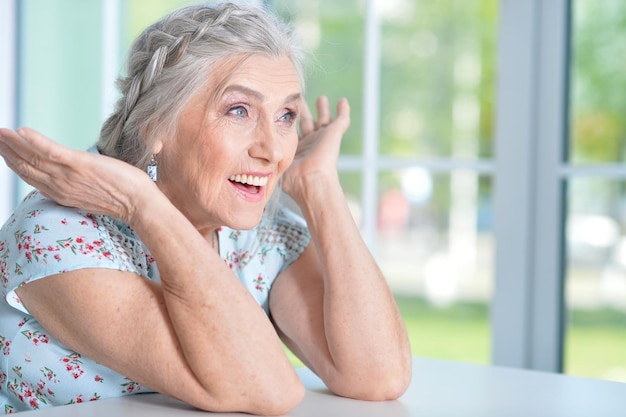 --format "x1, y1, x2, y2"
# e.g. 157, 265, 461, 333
0, 2, 411, 415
